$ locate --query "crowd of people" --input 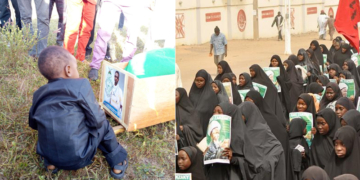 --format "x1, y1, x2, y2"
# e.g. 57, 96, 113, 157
176, 34, 360, 180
